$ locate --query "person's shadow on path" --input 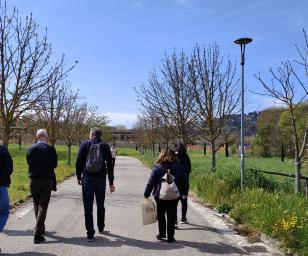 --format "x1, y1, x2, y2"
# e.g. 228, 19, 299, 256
2, 252, 56, 256
3, 229, 245, 254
